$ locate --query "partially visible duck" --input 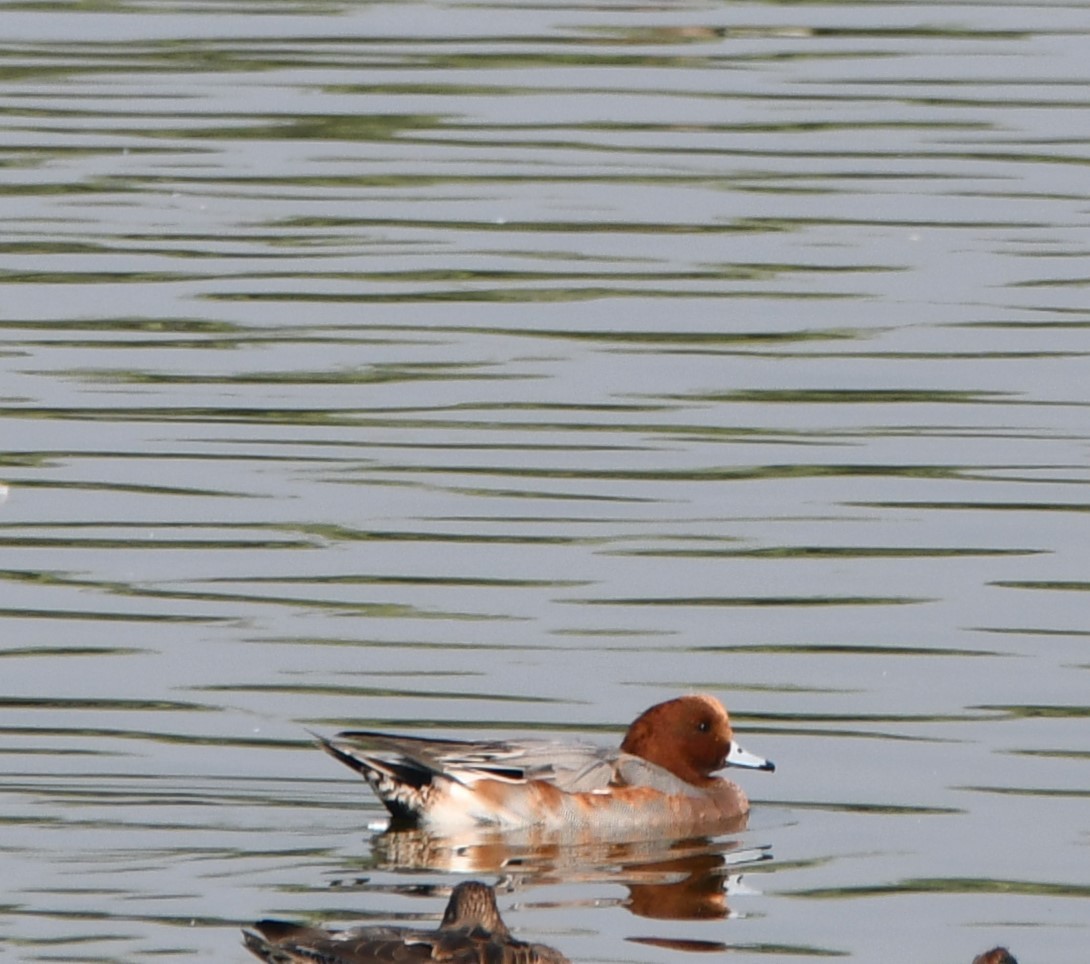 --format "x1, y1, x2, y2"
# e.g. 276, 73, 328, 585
973, 950, 1017, 964
242, 880, 569, 964
316, 694, 773, 834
